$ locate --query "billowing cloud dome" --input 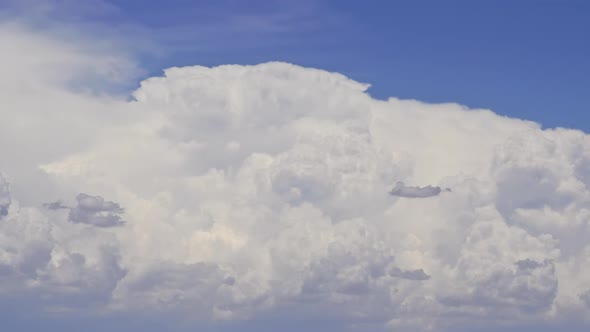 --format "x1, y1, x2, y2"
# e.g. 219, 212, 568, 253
2, 26, 590, 332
